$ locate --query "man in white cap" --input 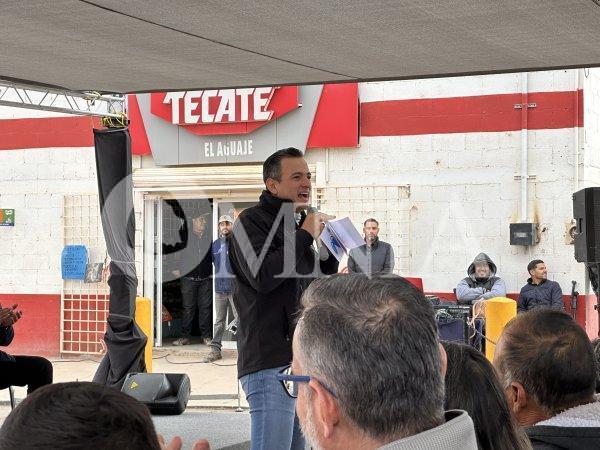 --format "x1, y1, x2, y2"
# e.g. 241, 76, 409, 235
203, 214, 237, 362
